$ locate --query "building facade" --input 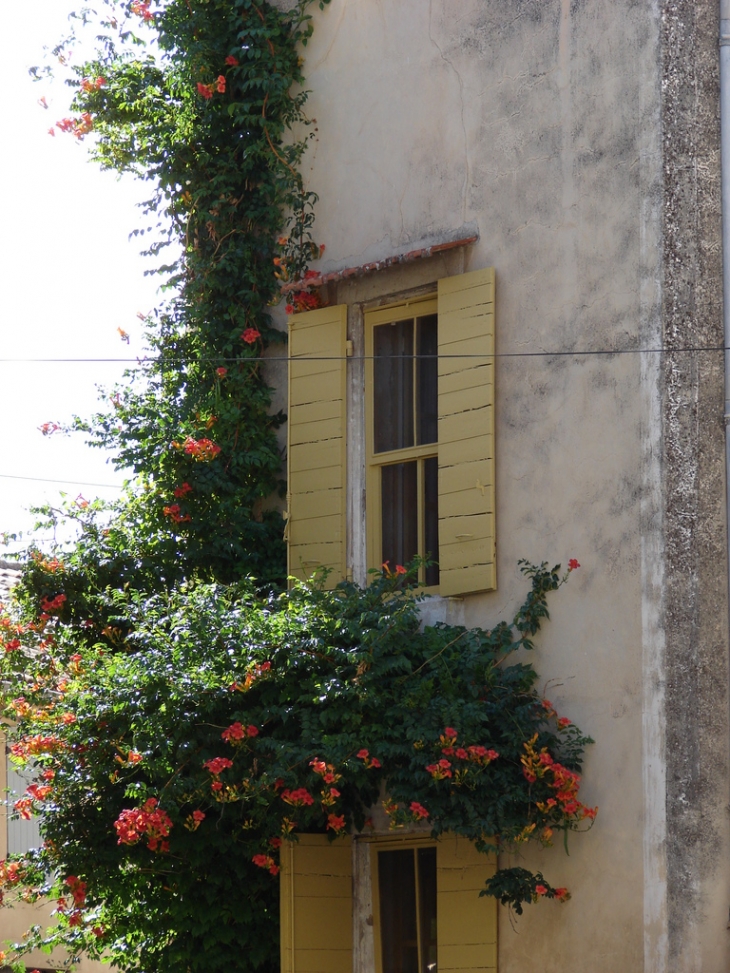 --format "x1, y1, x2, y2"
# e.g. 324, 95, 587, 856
279, 1, 730, 971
